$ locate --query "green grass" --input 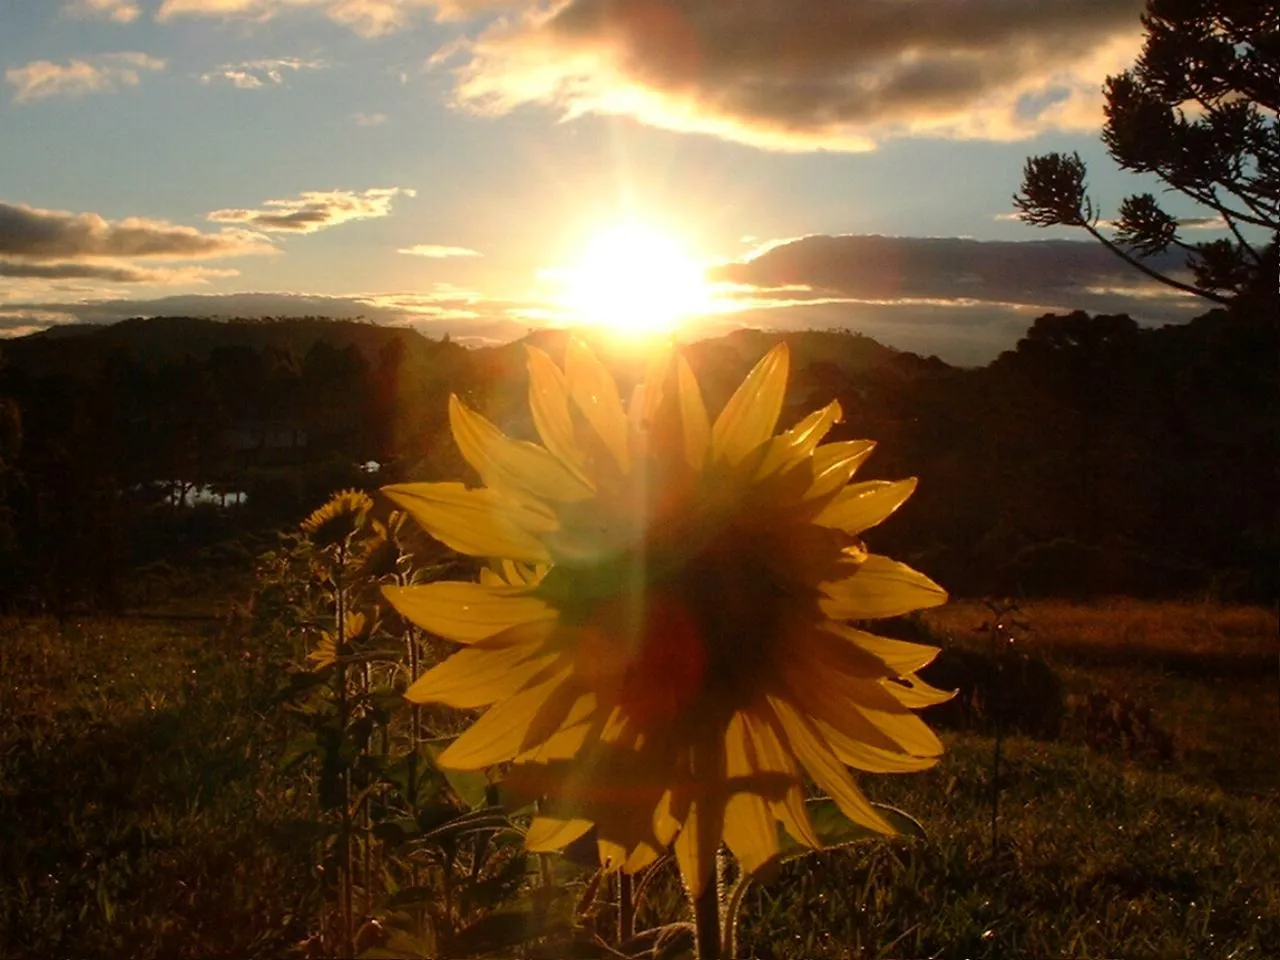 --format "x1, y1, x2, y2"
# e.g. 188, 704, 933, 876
2, 598, 1277, 958
738, 736, 1279, 958
728, 599, 1280, 958
923, 599, 1280, 795
0, 614, 315, 960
